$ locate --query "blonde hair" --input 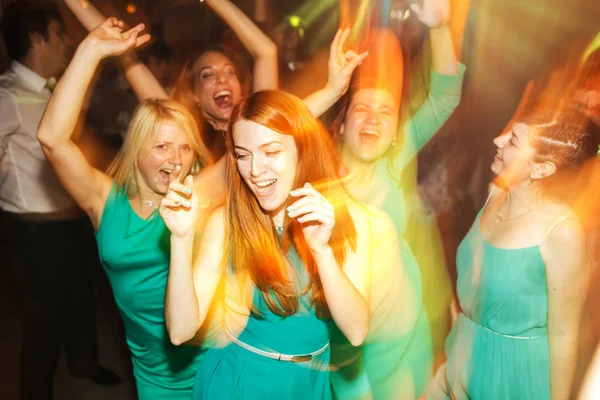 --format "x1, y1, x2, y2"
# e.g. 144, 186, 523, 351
106, 98, 212, 196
